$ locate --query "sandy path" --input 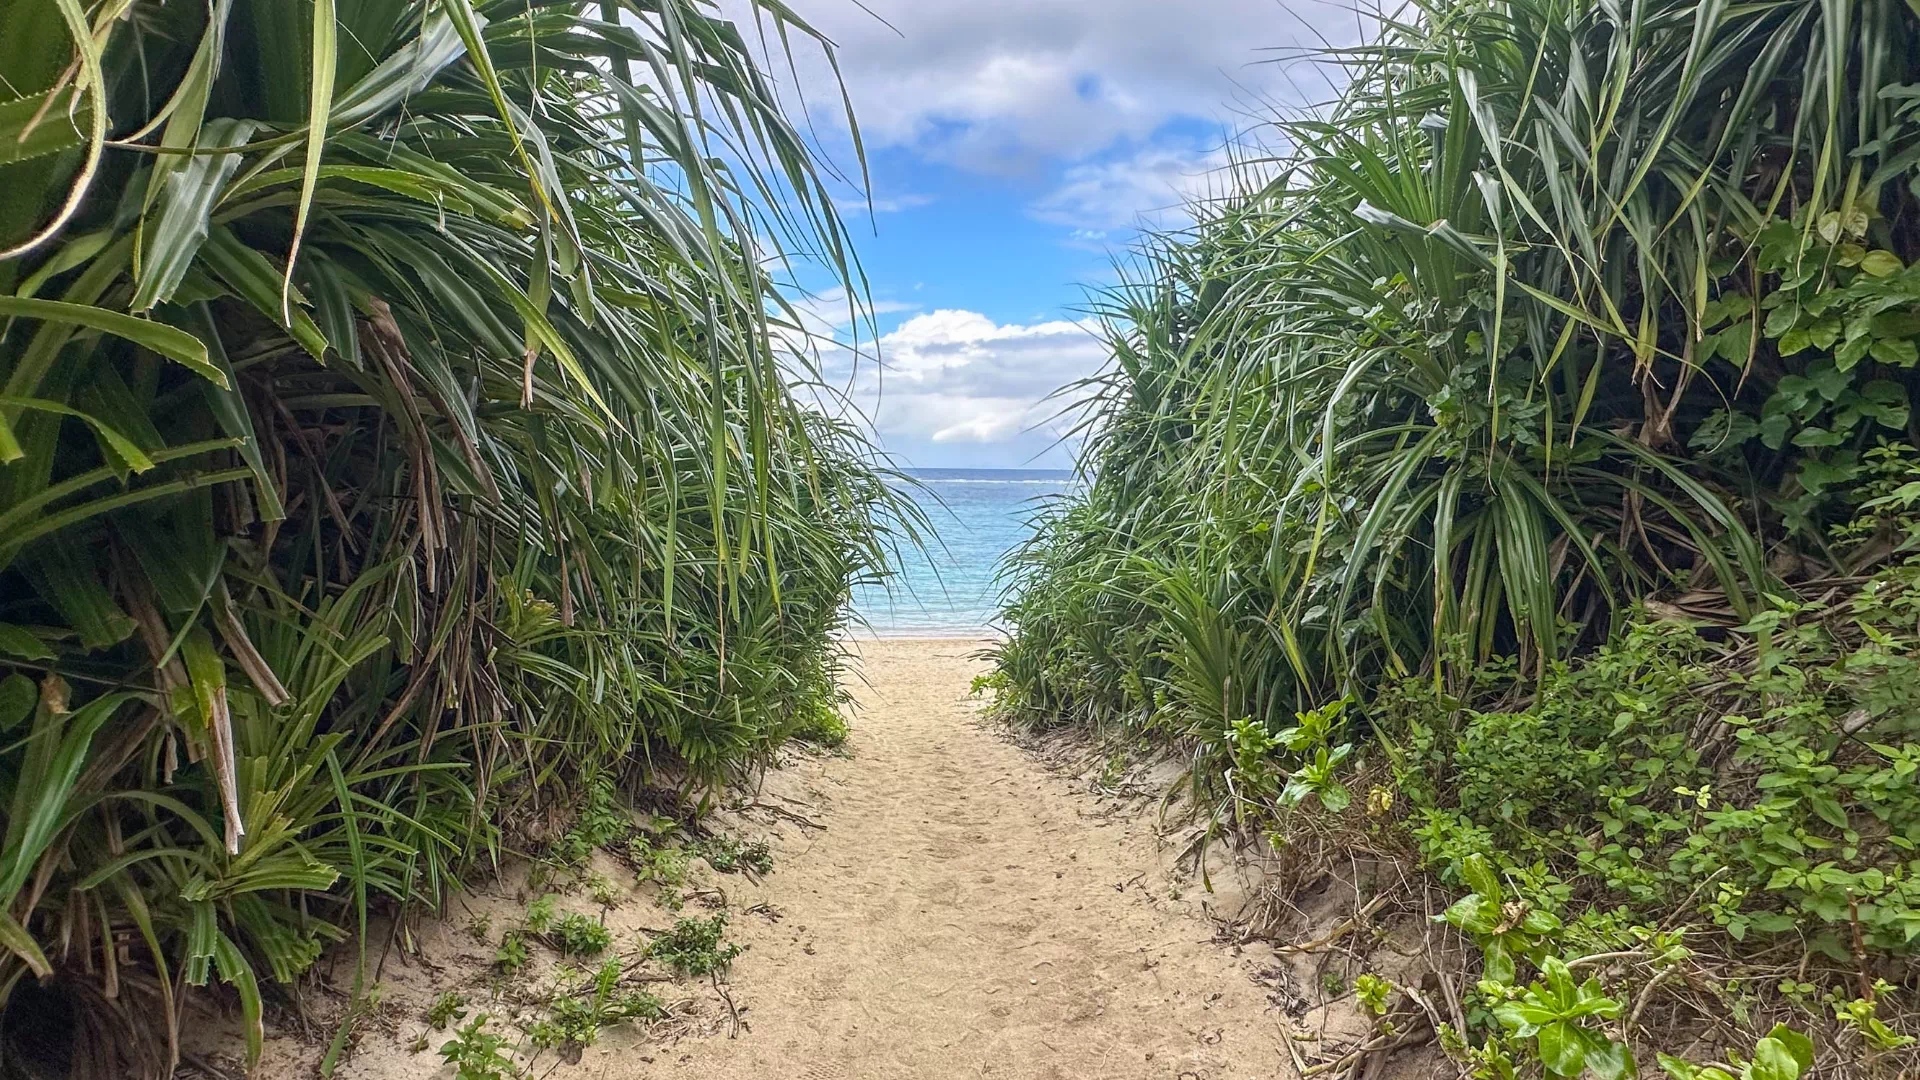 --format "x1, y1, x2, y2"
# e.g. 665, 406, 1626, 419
642, 637, 1292, 1080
